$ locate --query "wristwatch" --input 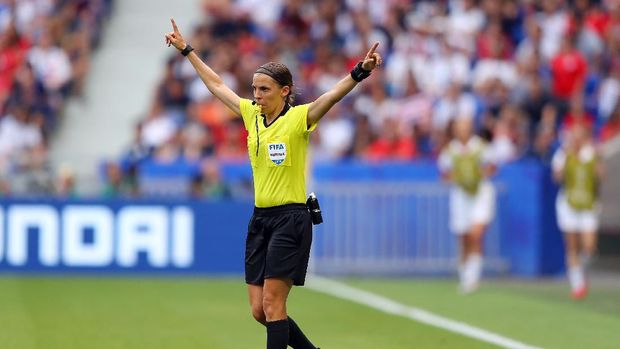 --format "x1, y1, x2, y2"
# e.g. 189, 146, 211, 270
181, 44, 194, 56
